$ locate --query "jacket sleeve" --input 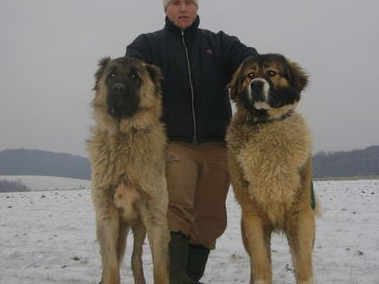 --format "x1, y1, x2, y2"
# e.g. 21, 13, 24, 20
219, 31, 258, 72
125, 34, 153, 63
